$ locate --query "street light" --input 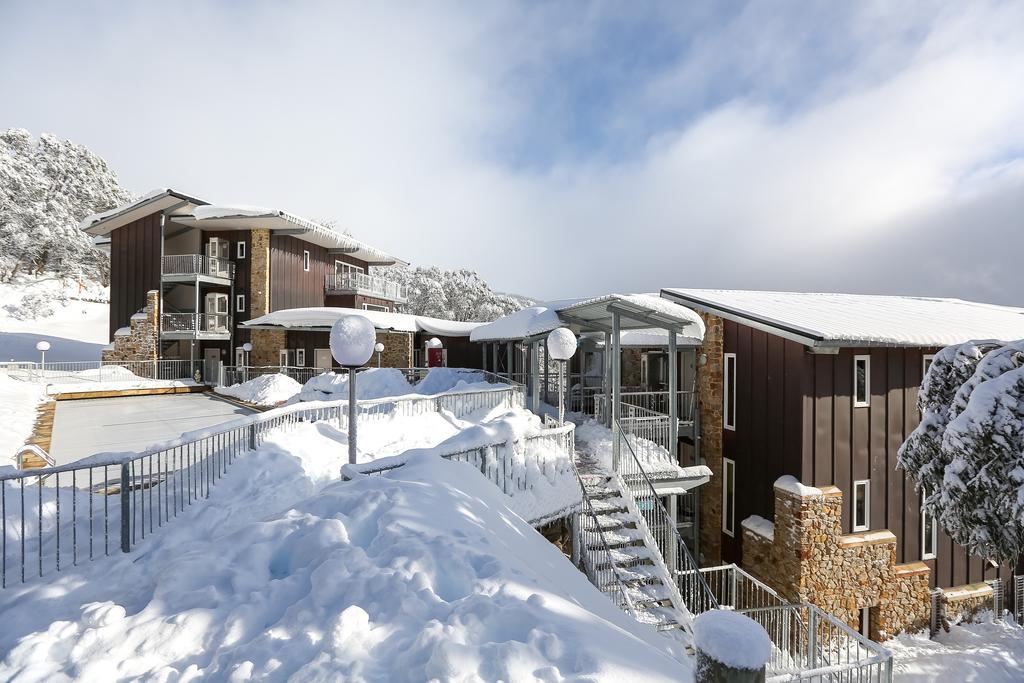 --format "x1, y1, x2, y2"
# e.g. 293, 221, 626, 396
330, 315, 376, 465
374, 341, 384, 367
36, 340, 50, 380
242, 342, 253, 381
546, 328, 578, 426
